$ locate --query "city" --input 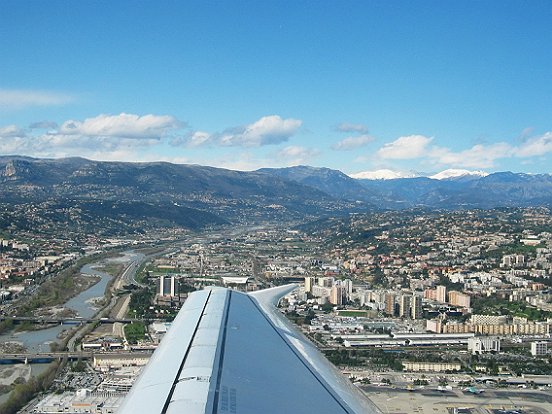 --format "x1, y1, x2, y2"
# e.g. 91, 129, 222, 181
0, 208, 551, 413
2, 1, 552, 413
